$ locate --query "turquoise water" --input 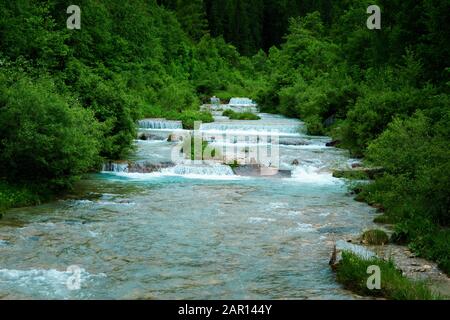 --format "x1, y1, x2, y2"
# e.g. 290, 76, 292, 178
0, 114, 377, 299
